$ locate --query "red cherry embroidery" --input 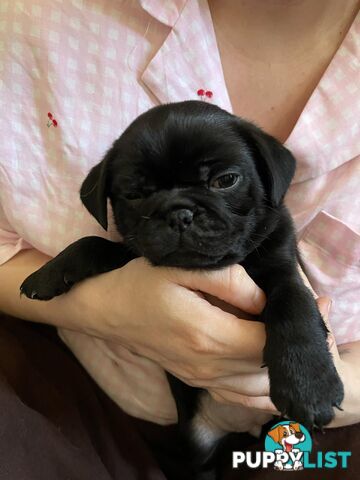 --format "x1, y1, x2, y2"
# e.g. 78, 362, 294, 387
196, 88, 213, 102
47, 112, 58, 128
